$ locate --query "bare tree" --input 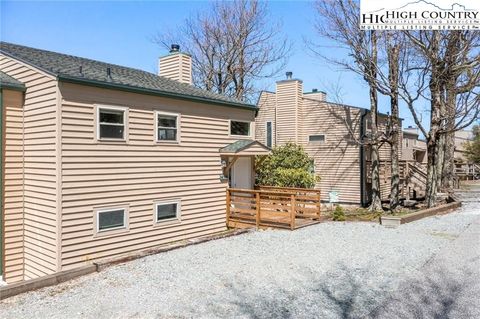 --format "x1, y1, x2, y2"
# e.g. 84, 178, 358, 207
311, 0, 383, 211
401, 31, 480, 206
154, 0, 290, 102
